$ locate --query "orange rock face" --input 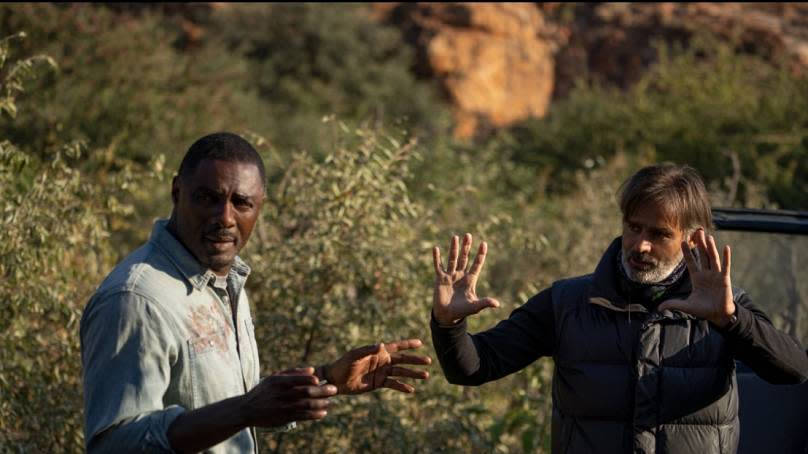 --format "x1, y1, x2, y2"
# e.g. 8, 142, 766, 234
376, 3, 557, 139
376, 2, 808, 139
